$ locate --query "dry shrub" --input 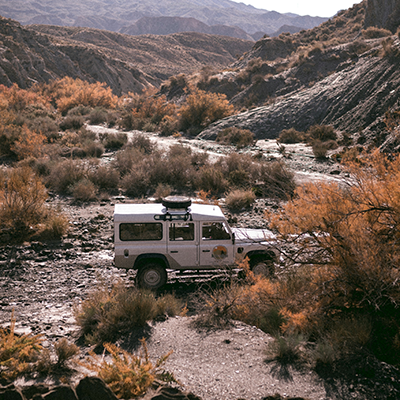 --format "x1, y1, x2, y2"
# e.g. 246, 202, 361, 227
37, 208, 70, 241
83, 140, 104, 158
278, 128, 304, 144
54, 338, 79, 367
380, 37, 400, 58
0, 83, 49, 112
41, 77, 118, 115
100, 132, 128, 150
256, 161, 296, 199
87, 107, 108, 125
11, 125, 46, 160
27, 117, 59, 141
71, 178, 98, 202
0, 312, 43, 382
0, 166, 47, 237
75, 282, 183, 345
84, 340, 176, 399
89, 165, 119, 192
216, 127, 255, 148
225, 189, 255, 211
267, 151, 400, 365
154, 183, 172, 202
131, 133, 156, 154
311, 140, 329, 159
59, 115, 85, 131
305, 124, 337, 143
194, 165, 228, 195
362, 26, 392, 38
179, 87, 234, 135
46, 159, 86, 194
